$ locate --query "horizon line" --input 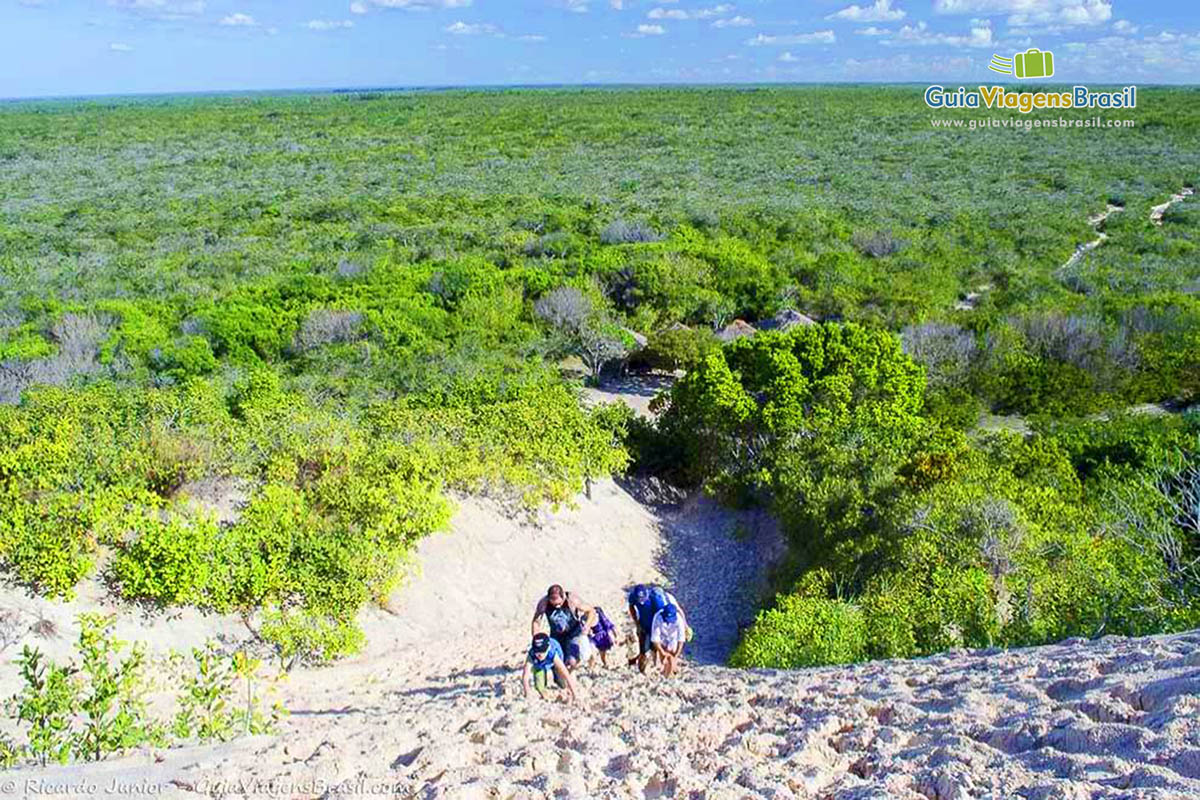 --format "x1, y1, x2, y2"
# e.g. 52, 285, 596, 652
4, 78, 1195, 104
